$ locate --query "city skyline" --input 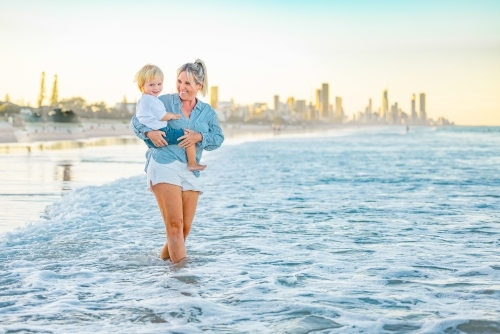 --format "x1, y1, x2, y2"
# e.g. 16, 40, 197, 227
210, 82, 445, 126
0, 70, 466, 127
1, 0, 499, 125
0, 69, 466, 126
4, 70, 441, 126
